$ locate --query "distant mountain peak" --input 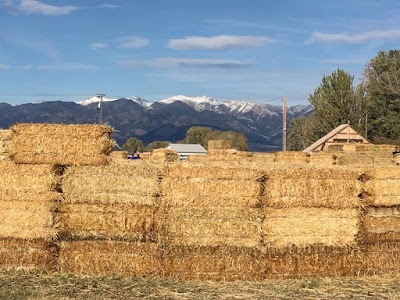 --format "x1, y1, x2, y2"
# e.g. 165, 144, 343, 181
77, 95, 152, 108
